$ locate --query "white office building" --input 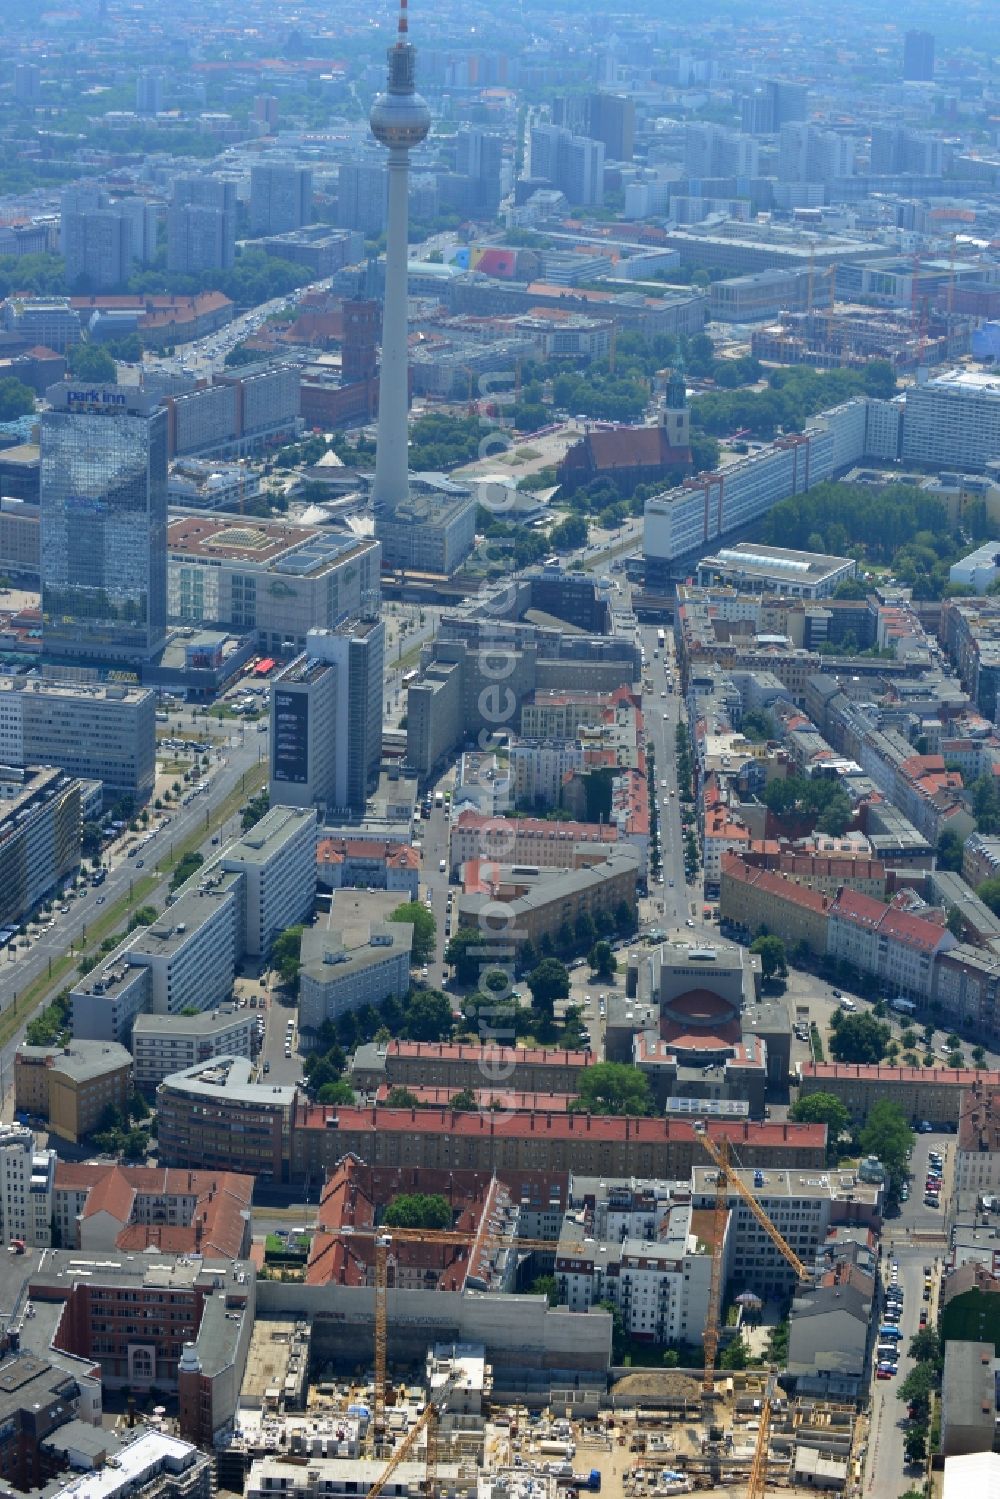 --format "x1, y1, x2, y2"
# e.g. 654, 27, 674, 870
131, 1005, 257, 1091
128, 876, 241, 1015
0, 675, 156, 805
510, 741, 584, 808
555, 1191, 717, 1346
298, 922, 413, 1030
221, 805, 317, 958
